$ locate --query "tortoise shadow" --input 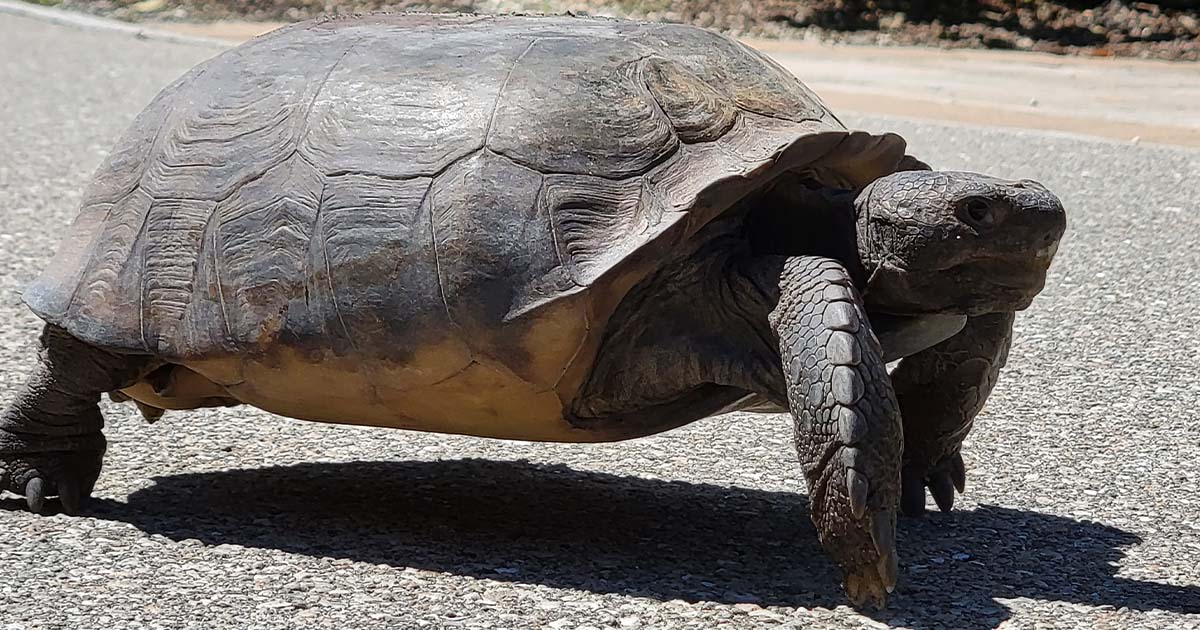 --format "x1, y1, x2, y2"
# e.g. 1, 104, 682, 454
8, 459, 1197, 628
